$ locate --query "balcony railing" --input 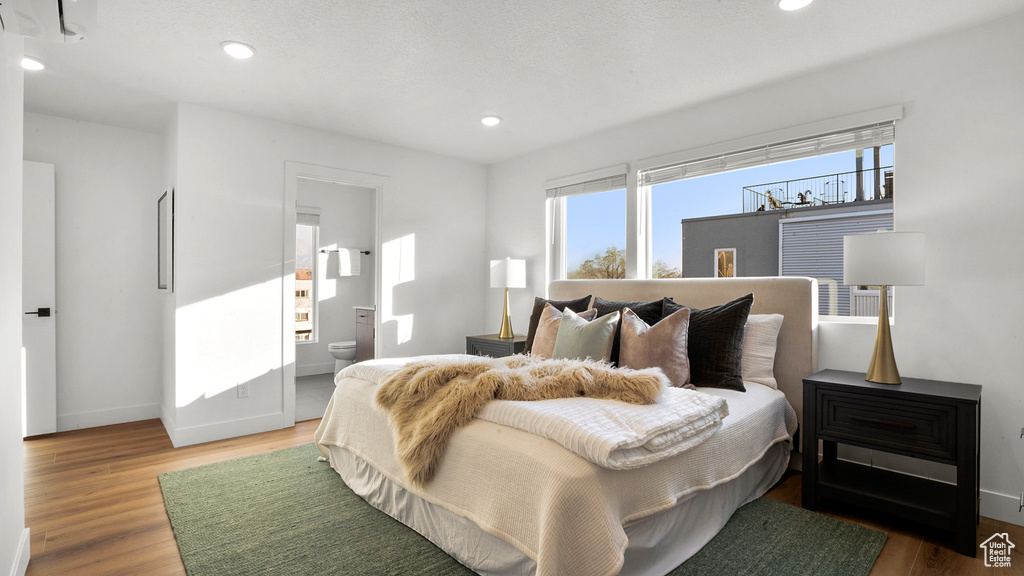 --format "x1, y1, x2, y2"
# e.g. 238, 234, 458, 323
743, 166, 893, 213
